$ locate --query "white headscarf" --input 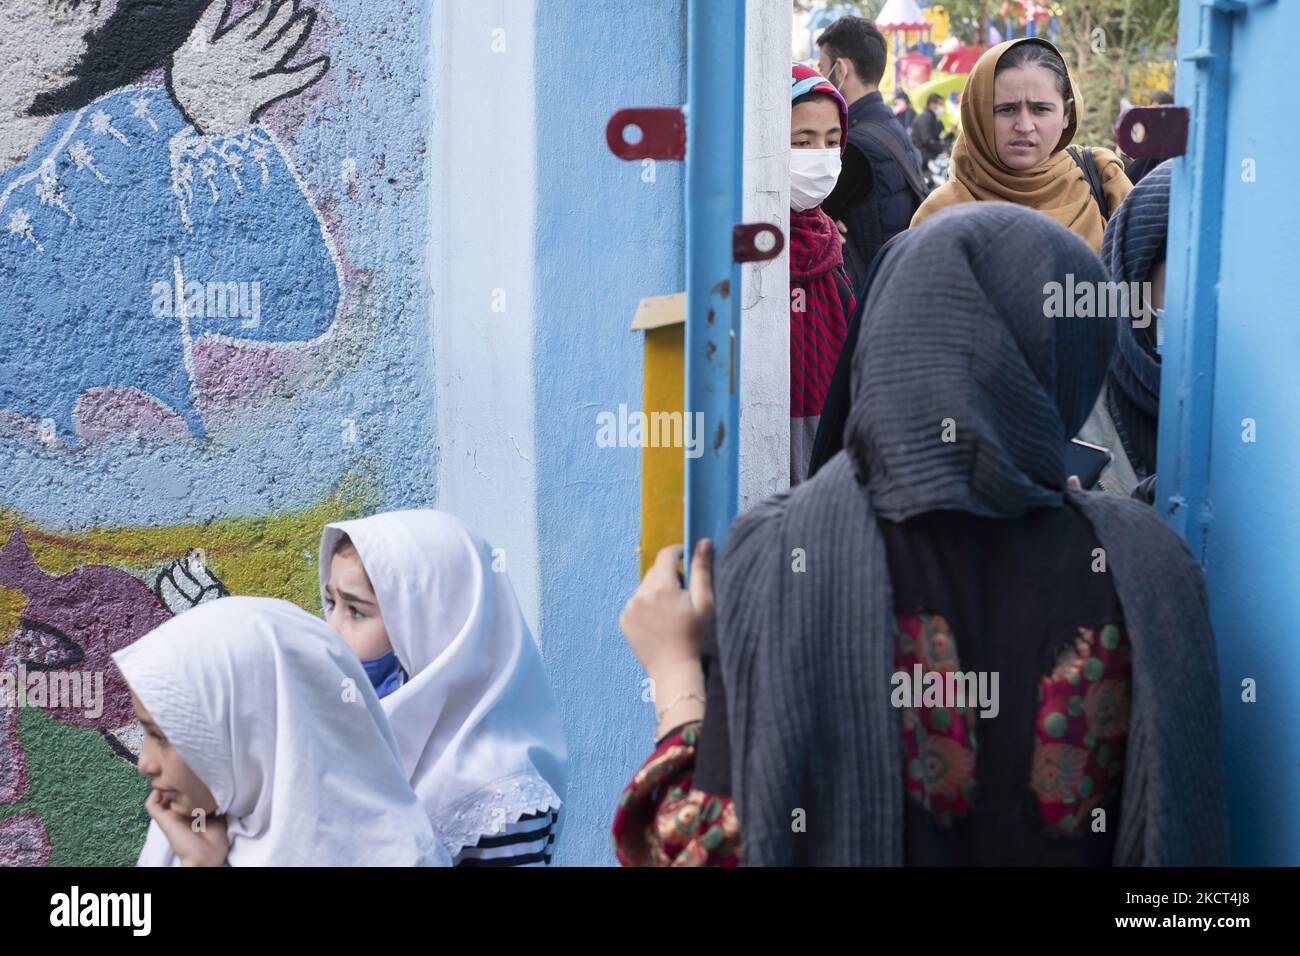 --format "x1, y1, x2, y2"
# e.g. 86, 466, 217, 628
112, 596, 449, 866
319, 510, 568, 856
